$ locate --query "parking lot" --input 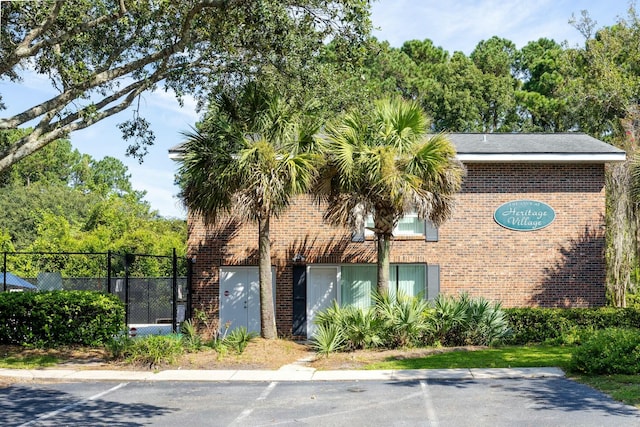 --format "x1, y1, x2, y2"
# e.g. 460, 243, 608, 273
2, 378, 639, 426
